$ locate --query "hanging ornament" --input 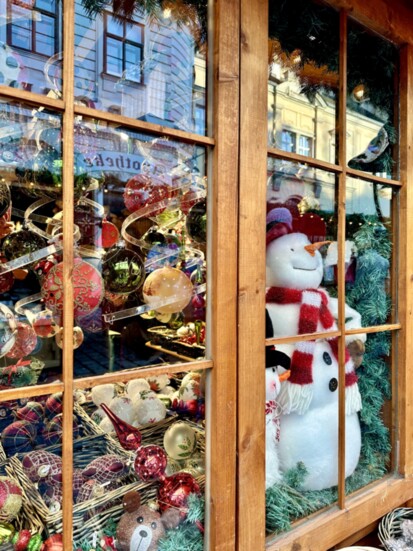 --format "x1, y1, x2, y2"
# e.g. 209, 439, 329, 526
45, 393, 63, 418
0, 305, 16, 358
15, 401, 44, 424
158, 471, 201, 513
167, 311, 185, 329
5, 322, 37, 359
55, 326, 84, 349
98, 220, 120, 248
76, 306, 104, 333
0, 477, 22, 522
133, 445, 168, 481
142, 266, 193, 314
2, 230, 46, 262
43, 414, 80, 446
74, 203, 101, 247
163, 421, 197, 460
102, 247, 145, 295
0, 257, 14, 294
146, 242, 180, 271
1, 420, 37, 455
180, 186, 201, 215
123, 174, 170, 216
32, 310, 59, 338
186, 199, 207, 243
100, 403, 142, 451
42, 258, 104, 318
